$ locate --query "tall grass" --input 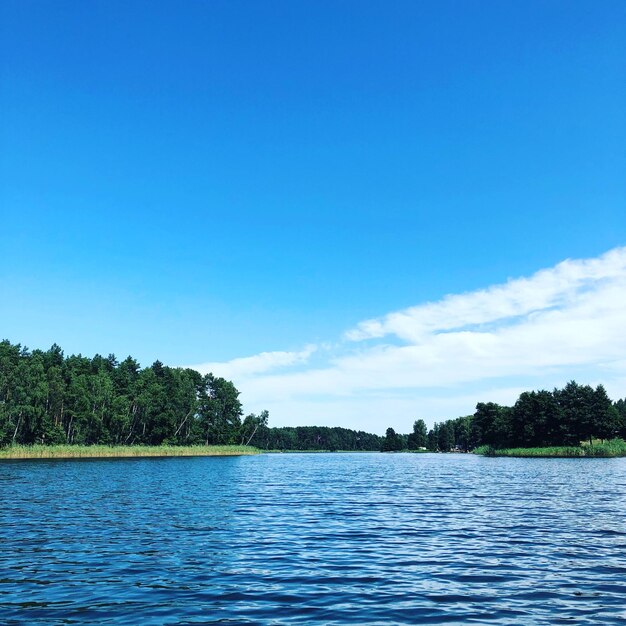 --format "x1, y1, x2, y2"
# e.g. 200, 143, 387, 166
475, 438, 626, 458
0, 444, 259, 459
